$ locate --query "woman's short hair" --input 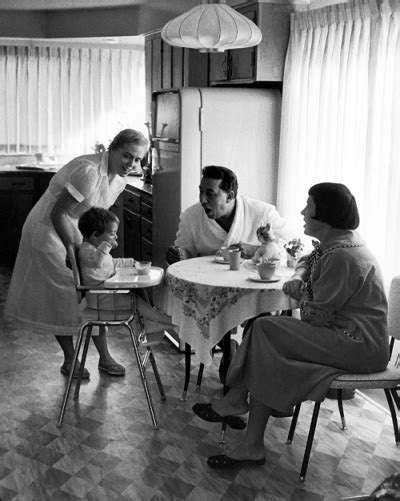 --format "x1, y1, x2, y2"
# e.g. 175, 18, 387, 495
309, 182, 360, 229
108, 129, 149, 151
202, 165, 238, 197
78, 207, 119, 238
